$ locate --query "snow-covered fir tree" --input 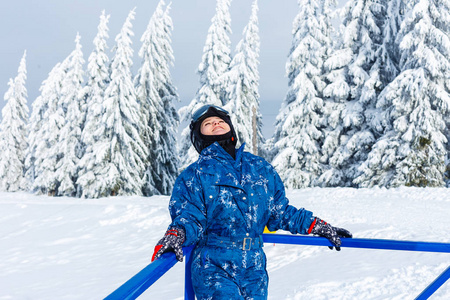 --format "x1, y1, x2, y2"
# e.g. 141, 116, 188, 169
135, 0, 180, 196
99, 8, 147, 196
31, 56, 70, 195
76, 11, 112, 198
224, 0, 263, 155
377, 0, 404, 90
317, 52, 349, 185
271, 0, 335, 188
318, 0, 393, 187
178, 0, 233, 169
31, 35, 85, 196
0, 51, 29, 191
26, 61, 63, 191
54, 33, 85, 196
354, 0, 450, 187
361, 0, 405, 132
194, 0, 233, 107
